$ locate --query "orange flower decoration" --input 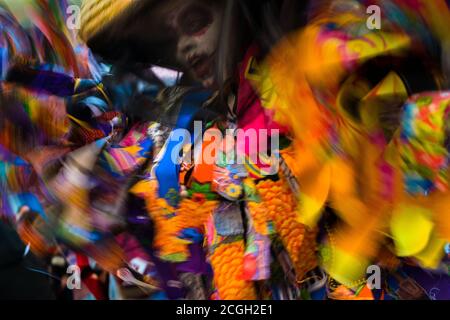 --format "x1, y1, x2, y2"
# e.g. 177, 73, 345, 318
209, 241, 257, 300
